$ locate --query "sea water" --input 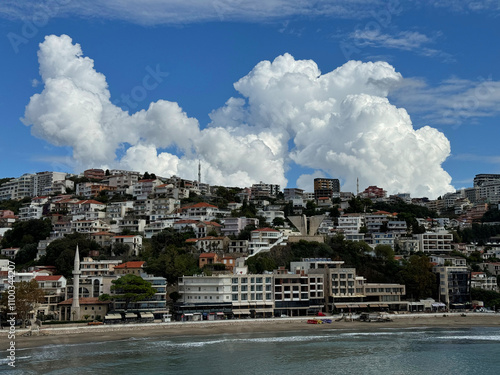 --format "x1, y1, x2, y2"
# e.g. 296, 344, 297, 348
3, 326, 500, 374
